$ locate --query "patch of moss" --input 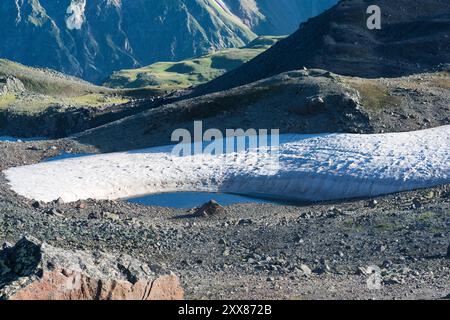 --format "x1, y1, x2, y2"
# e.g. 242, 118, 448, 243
375, 223, 397, 232
342, 218, 364, 232
417, 211, 436, 221
69, 94, 129, 107
344, 79, 402, 110
431, 78, 450, 90
0, 93, 16, 109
